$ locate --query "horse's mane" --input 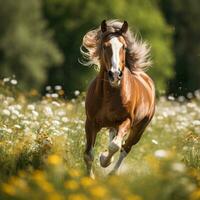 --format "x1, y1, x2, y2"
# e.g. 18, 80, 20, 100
80, 19, 152, 72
